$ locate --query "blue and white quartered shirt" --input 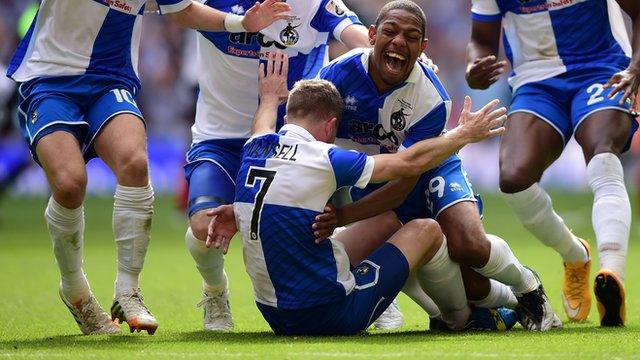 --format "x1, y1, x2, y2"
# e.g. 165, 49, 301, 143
319, 48, 452, 156
192, 0, 361, 143
234, 124, 374, 310
471, 0, 632, 90
7, 0, 192, 92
